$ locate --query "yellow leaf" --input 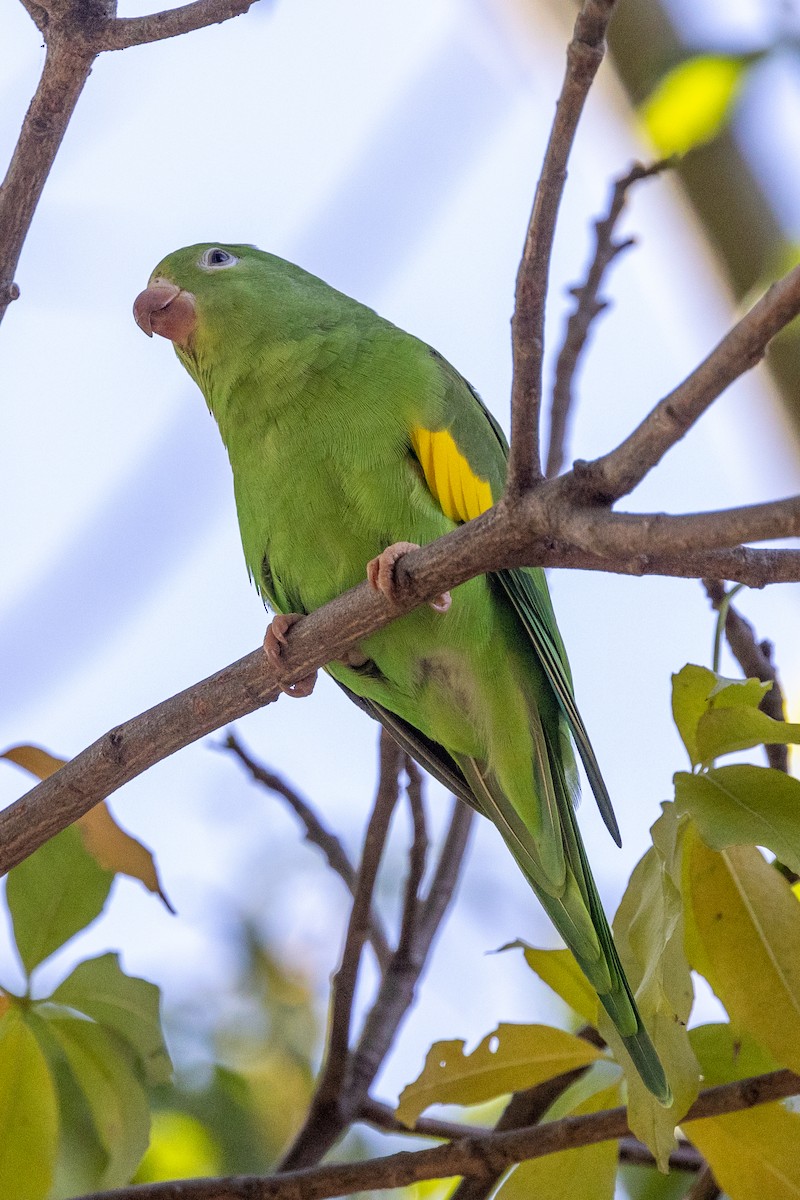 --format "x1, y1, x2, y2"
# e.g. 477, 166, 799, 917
493, 1084, 619, 1200
396, 1024, 601, 1128
511, 942, 599, 1026
2, 743, 172, 910
684, 826, 800, 1072
640, 54, 749, 156
600, 804, 699, 1169
134, 1111, 221, 1183
687, 1105, 800, 1199
1, 744, 66, 779
77, 805, 174, 912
